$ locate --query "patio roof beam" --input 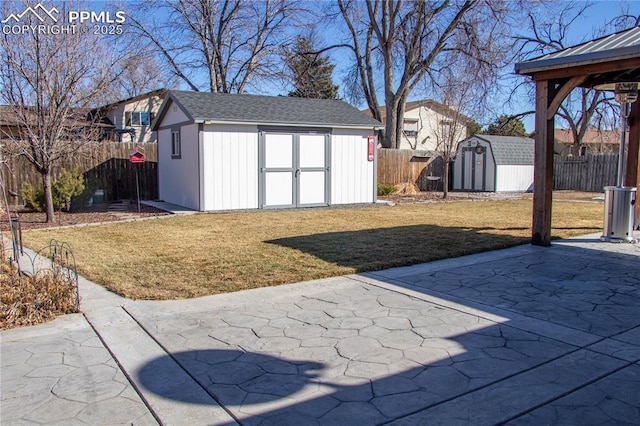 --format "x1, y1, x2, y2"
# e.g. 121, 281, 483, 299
546, 75, 588, 120
529, 57, 640, 82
